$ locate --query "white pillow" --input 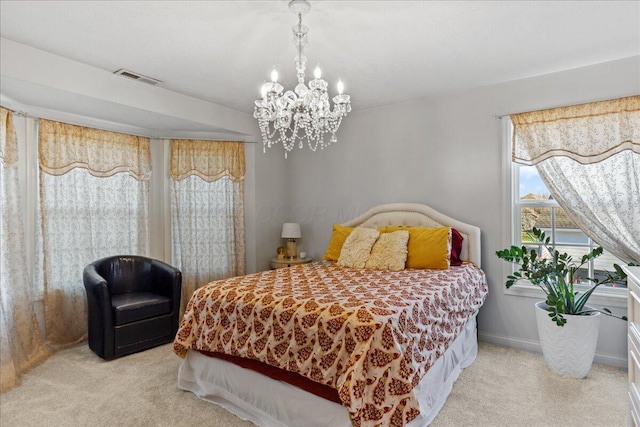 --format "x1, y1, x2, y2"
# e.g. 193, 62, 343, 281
337, 227, 380, 269
365, 230, 409, 271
